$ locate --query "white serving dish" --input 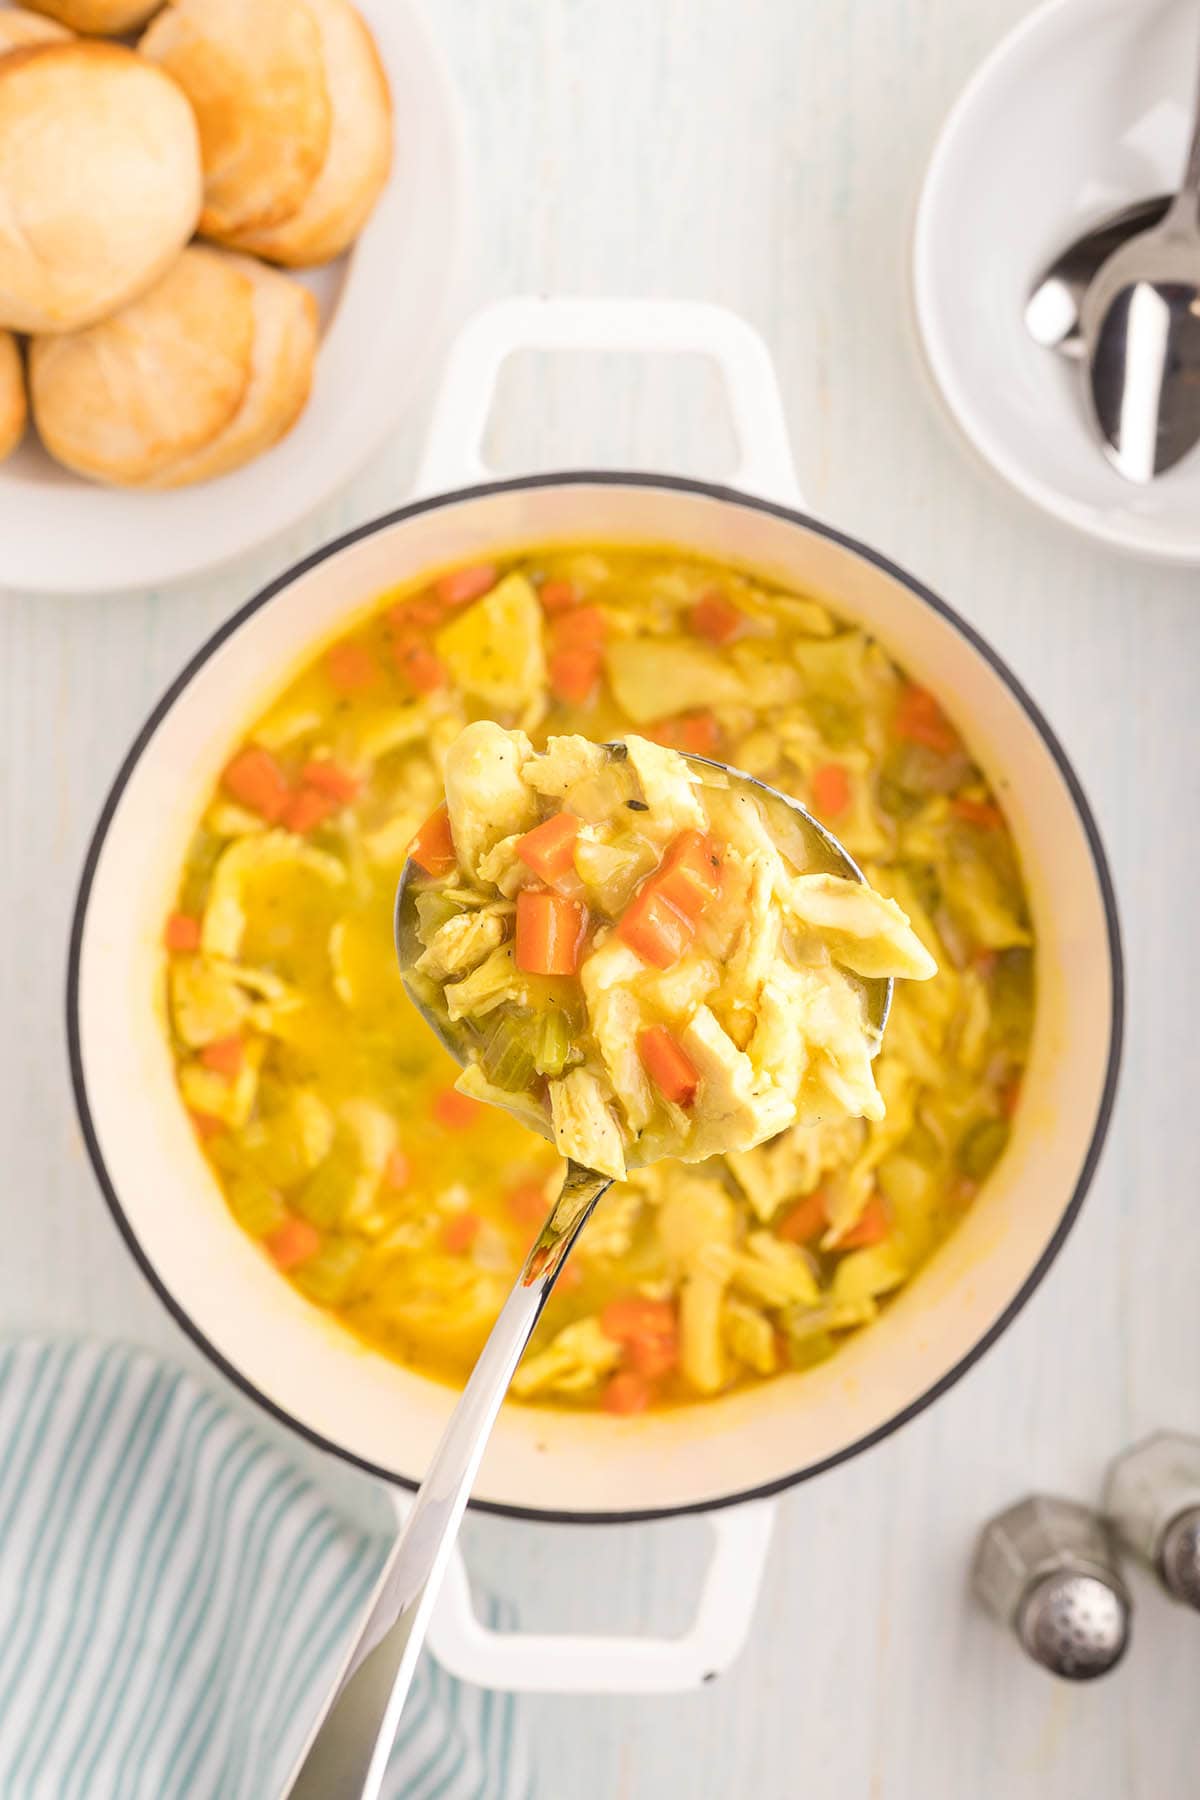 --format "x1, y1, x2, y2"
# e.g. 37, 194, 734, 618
68, 298, 1122, 1693
0, 0, 467, 595
913, 0, 1200, 562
